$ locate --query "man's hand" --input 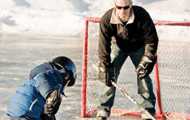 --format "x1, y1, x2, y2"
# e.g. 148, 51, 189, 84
97, 62, 114, 87
136, 56, 156, 79
44, 90, 62, 115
